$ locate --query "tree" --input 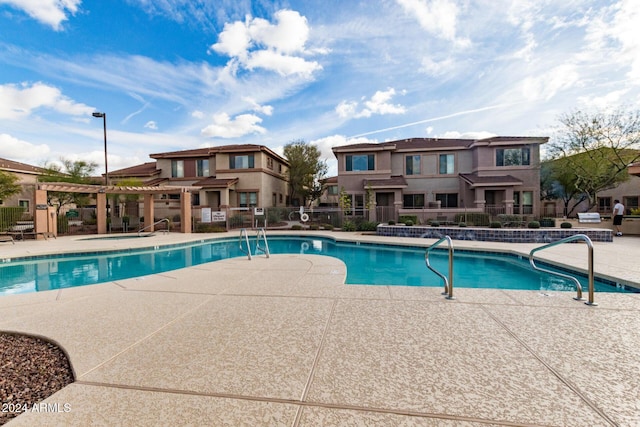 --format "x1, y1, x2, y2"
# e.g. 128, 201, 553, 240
39, 159, 98, 214
546, 109, 640, 211
283, 139, 328, 207
0, 170, 20, 200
